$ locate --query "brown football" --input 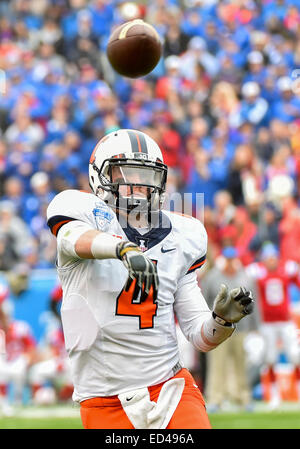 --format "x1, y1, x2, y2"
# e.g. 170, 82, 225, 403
106, 20, 162, 78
